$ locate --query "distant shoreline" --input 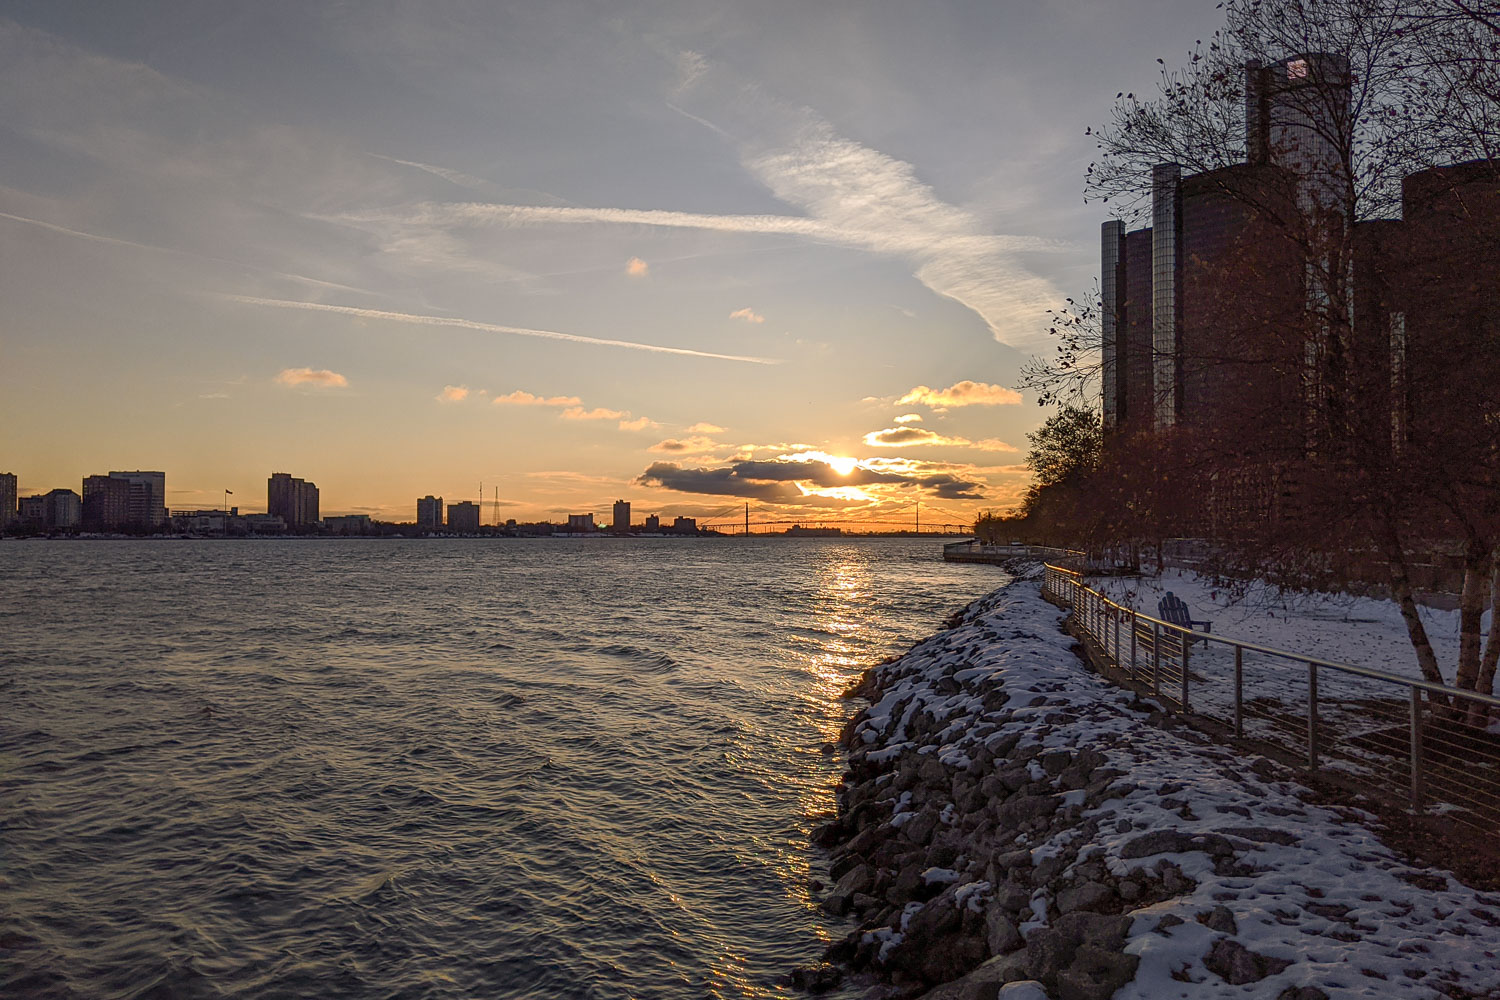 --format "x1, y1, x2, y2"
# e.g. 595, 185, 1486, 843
0, 531, 974, 542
